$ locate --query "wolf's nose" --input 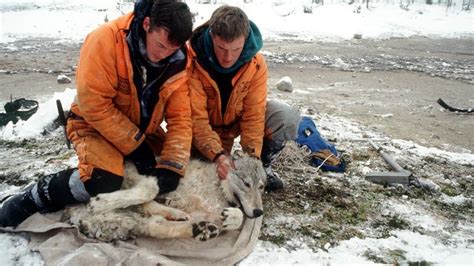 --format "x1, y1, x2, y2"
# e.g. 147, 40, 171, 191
253, 209, 263, 218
